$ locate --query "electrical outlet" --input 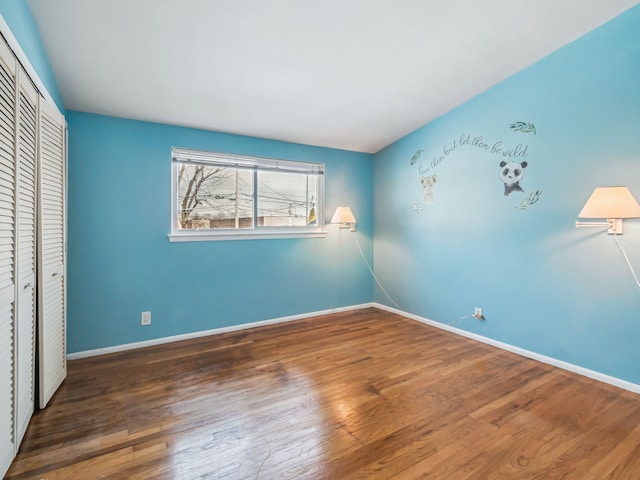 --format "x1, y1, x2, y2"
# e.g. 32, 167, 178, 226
141, 311, 151, 326
473, 307, 483, 320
